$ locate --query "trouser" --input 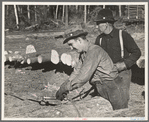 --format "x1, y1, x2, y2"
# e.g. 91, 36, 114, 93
92, 69, 132, 110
